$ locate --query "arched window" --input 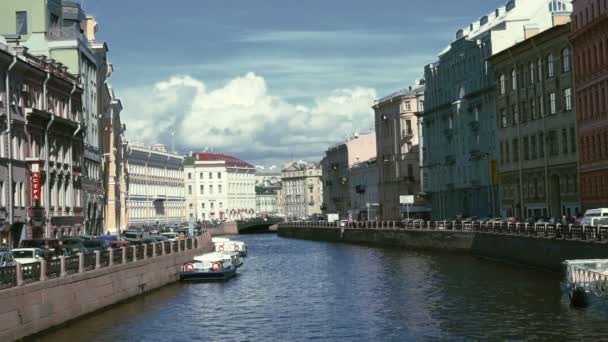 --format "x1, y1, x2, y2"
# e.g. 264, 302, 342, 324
562, 47, 571, 72
500, 74, 506, 95
547, 54, 555, 77
511, 69, 517, 90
